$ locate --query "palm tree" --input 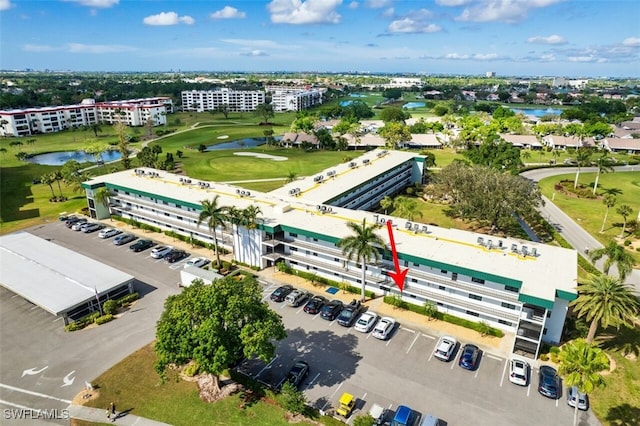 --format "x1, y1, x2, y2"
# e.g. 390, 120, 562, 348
569, 274, 640, 343
336, 219, 387, 301
588, 241, 634, 281
197, 196, 229, 268
41, 173, 56, 200
380, 196, 393, 215
94, 186, 112, 219
521, 150, 531, 164
394, 197, 423, 221
558, 339, 609, 426
286, 171, 297, 183
600, 194, 616, 233
52, 170, 64, 199
592, 152, 614, 195
573, 147, 592, 189
242, 205, 262, 231
616, 204, 633, 238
